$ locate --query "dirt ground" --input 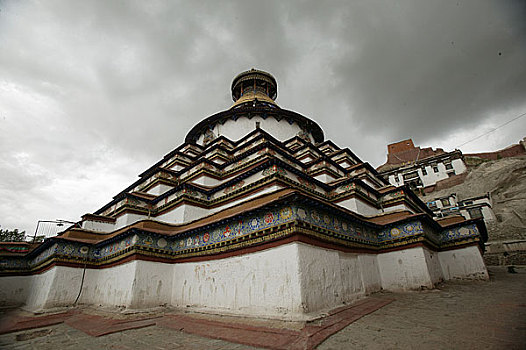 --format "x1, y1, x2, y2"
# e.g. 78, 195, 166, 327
0, 266, 524, 350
